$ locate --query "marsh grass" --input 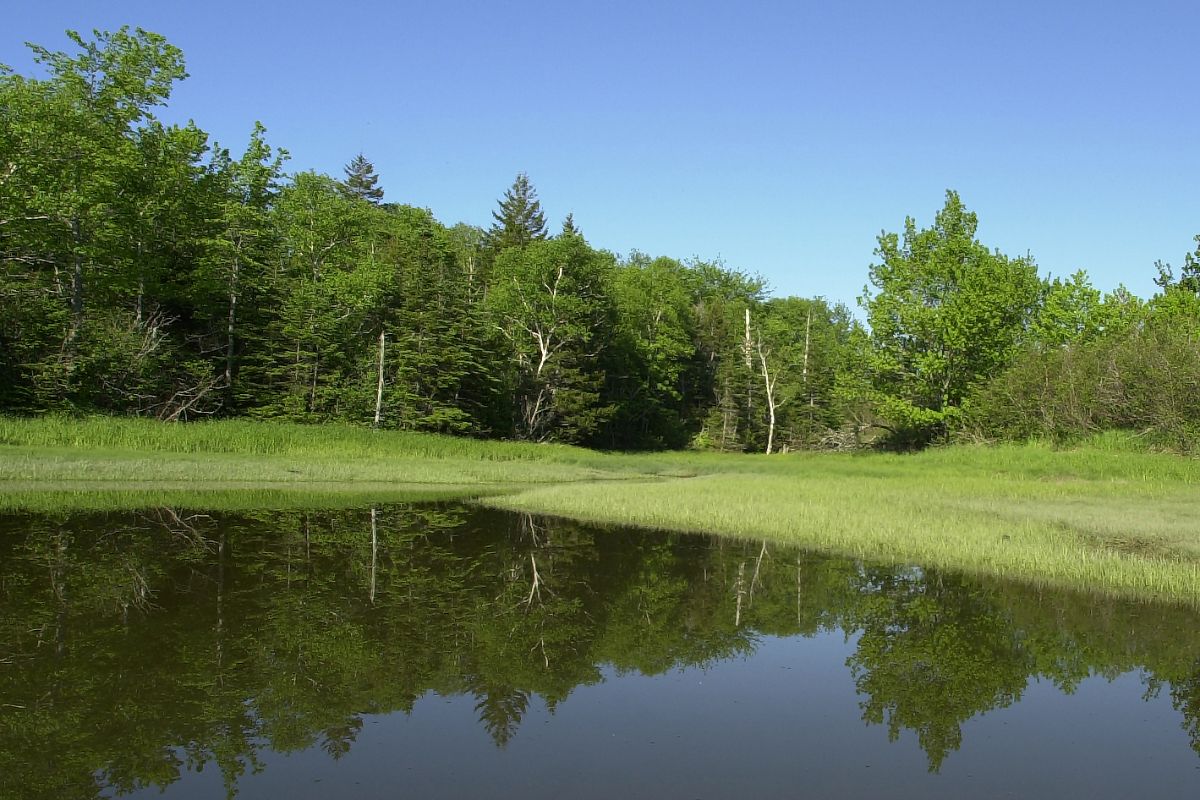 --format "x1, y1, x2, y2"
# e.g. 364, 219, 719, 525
0, 481, 503, 514
3, 416, 1199, 602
